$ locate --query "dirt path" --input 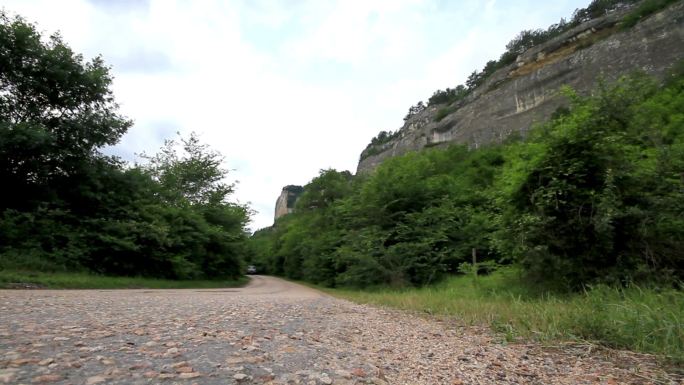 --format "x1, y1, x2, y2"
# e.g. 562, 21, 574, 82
0, 276, 678, 384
